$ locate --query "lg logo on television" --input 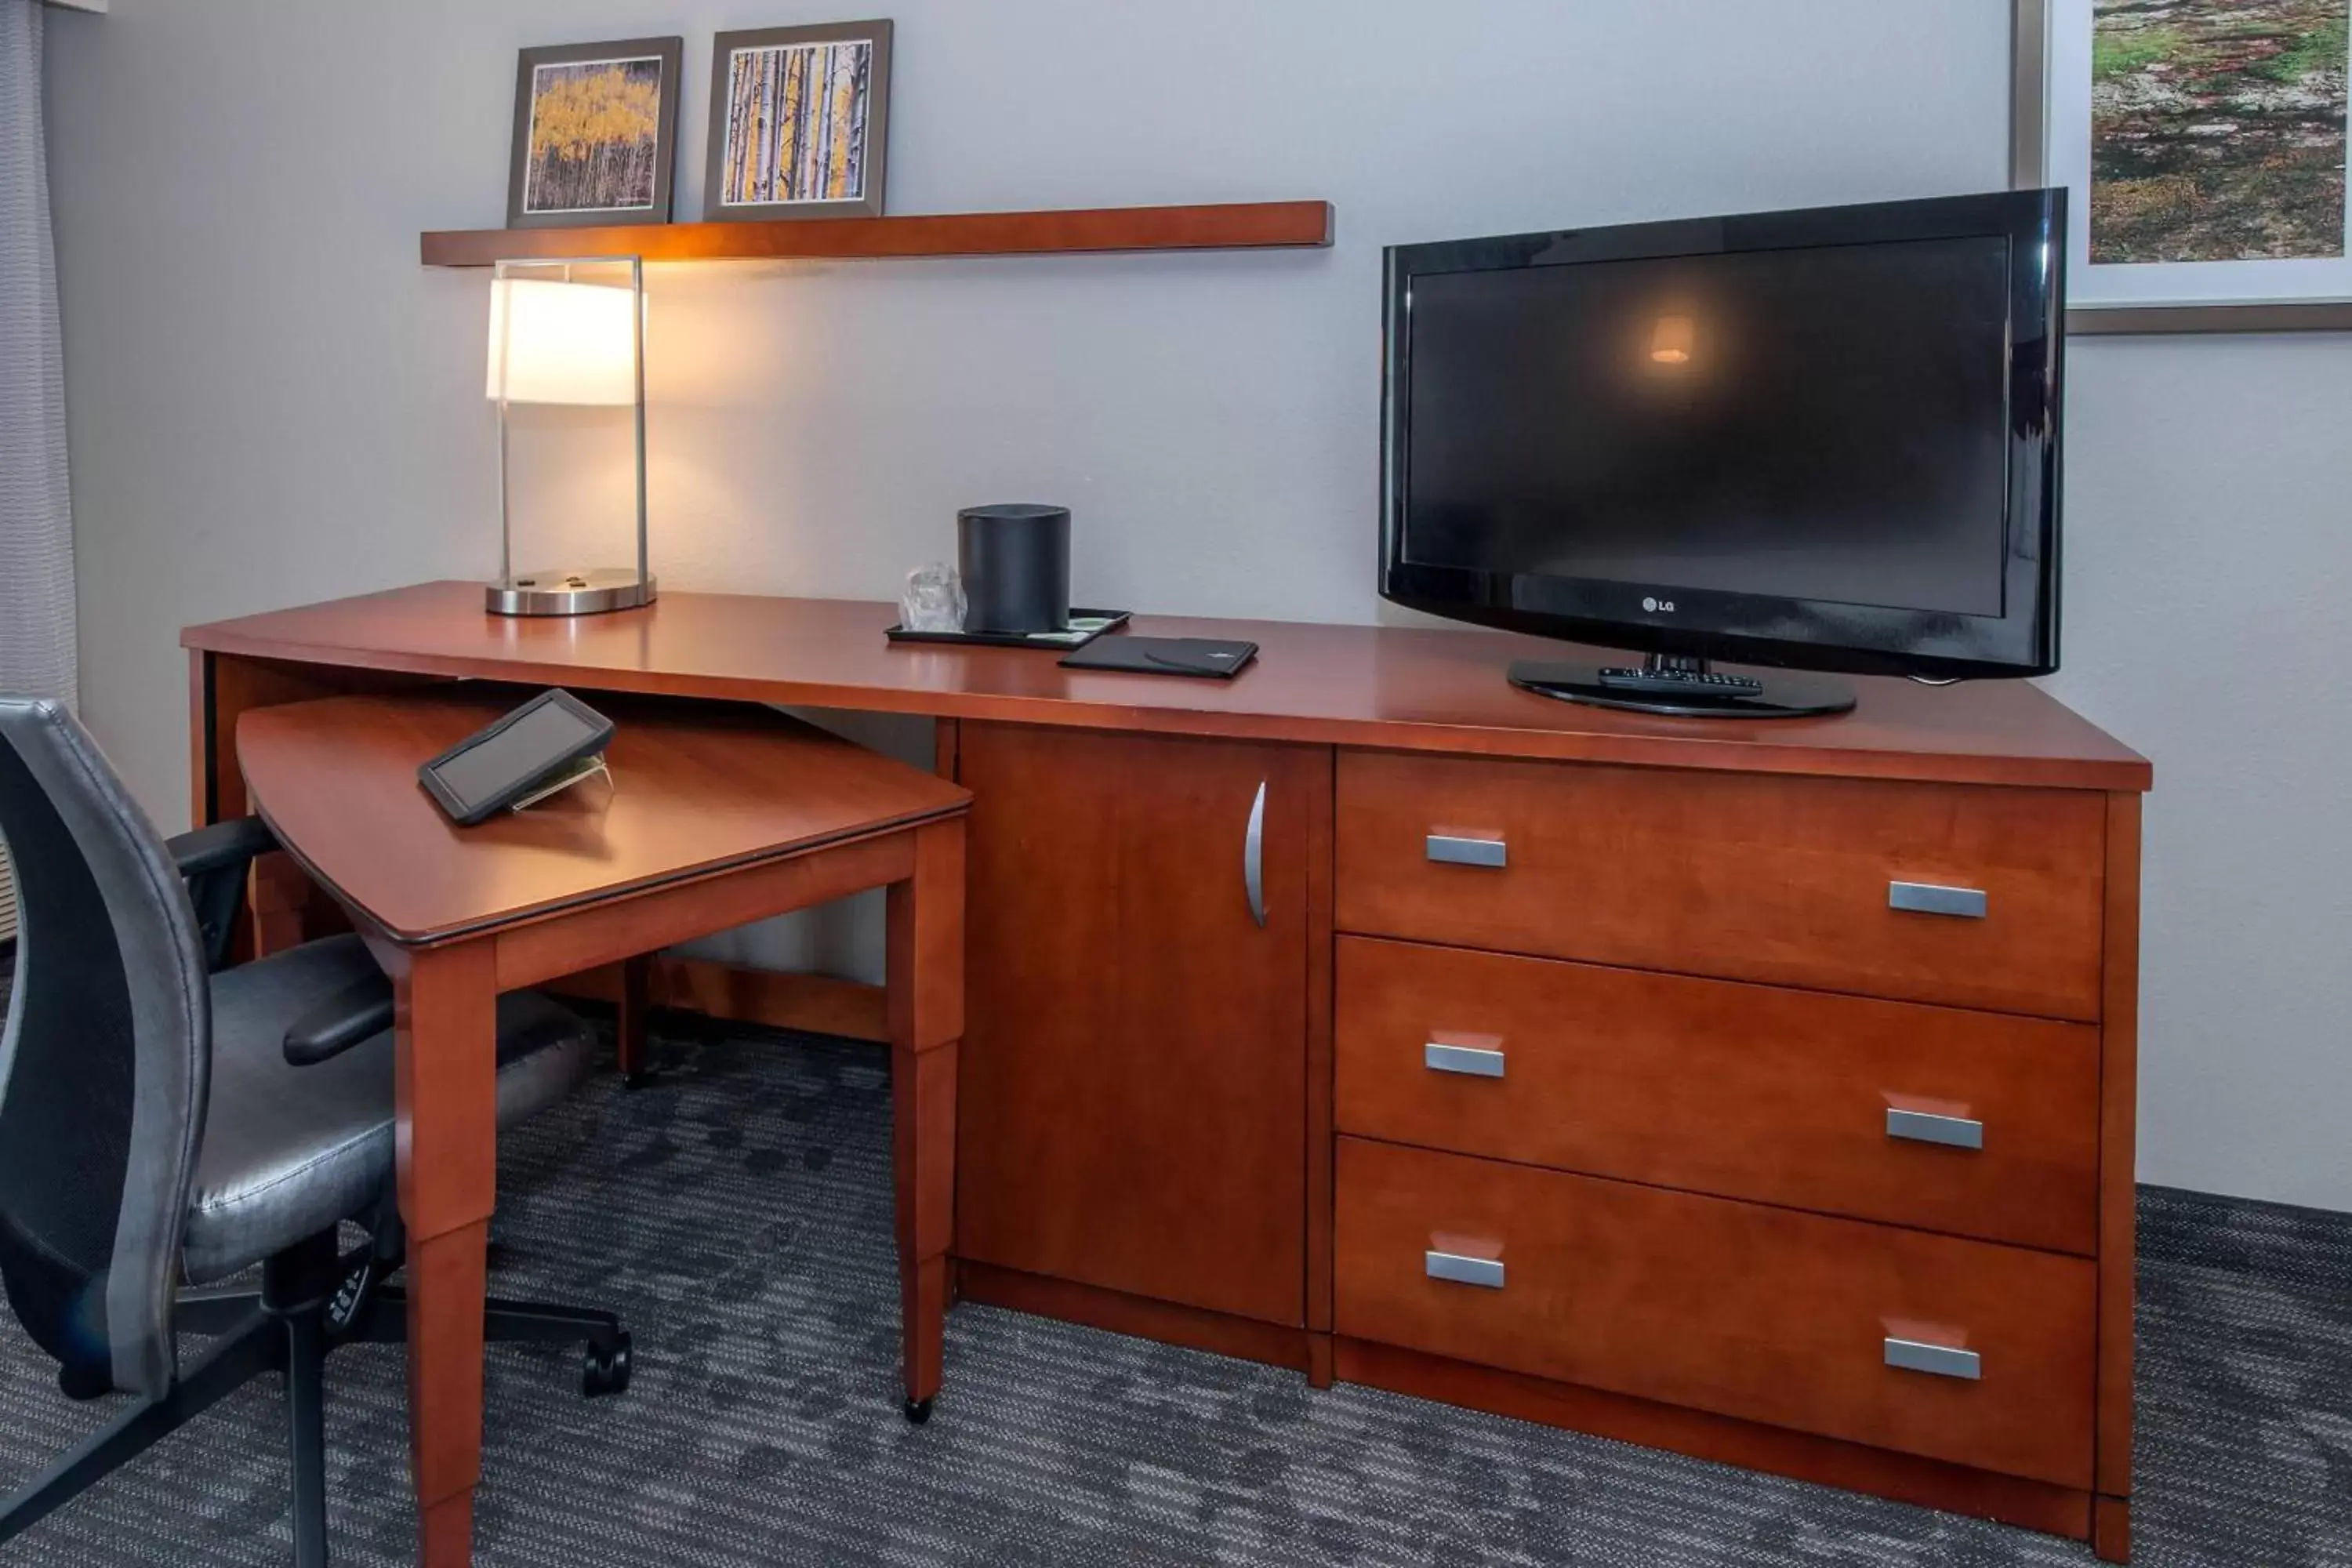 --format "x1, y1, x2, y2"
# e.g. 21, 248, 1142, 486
1642, 596, 1675, 613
